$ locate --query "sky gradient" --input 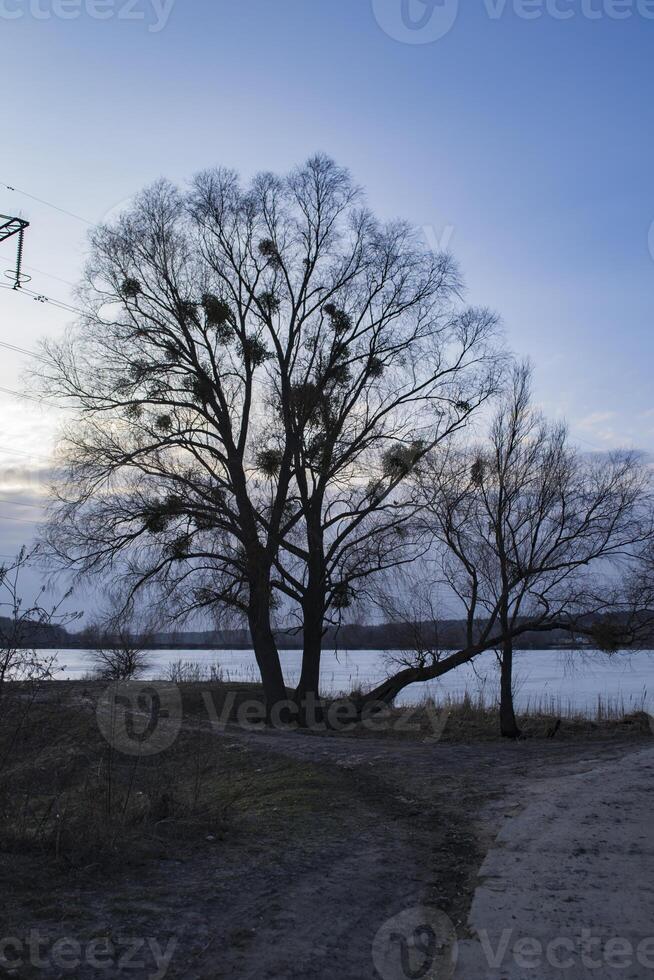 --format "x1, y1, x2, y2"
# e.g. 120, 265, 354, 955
1, 0, 653, 567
